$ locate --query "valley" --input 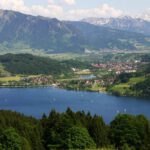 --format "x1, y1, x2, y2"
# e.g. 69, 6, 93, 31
0, 53, 149, 98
